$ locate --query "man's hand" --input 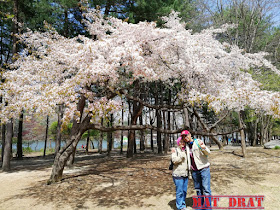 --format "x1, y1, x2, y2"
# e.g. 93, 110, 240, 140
198, 140, 206, 149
